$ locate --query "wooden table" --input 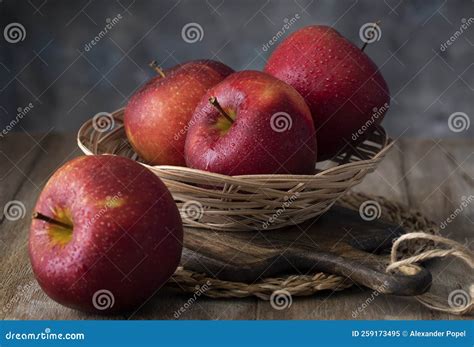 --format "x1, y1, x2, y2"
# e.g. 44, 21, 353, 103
1, 134, 472, 320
